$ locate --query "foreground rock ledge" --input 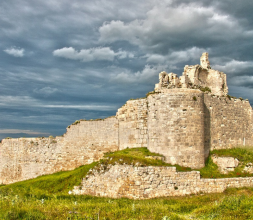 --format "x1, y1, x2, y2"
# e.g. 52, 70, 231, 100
73, 165, 253, 199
